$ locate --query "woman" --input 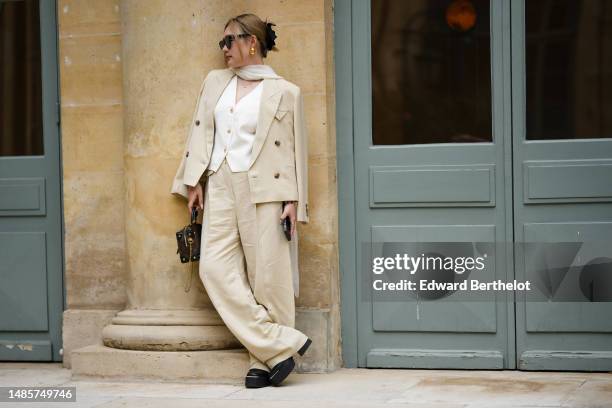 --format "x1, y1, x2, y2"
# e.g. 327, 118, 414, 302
170, 14, 312, 388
